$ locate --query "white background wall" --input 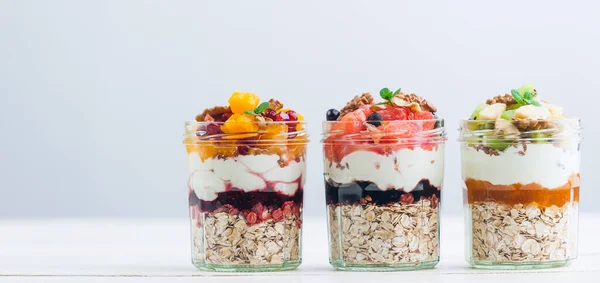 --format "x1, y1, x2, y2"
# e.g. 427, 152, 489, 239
0, 0, 597, 218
